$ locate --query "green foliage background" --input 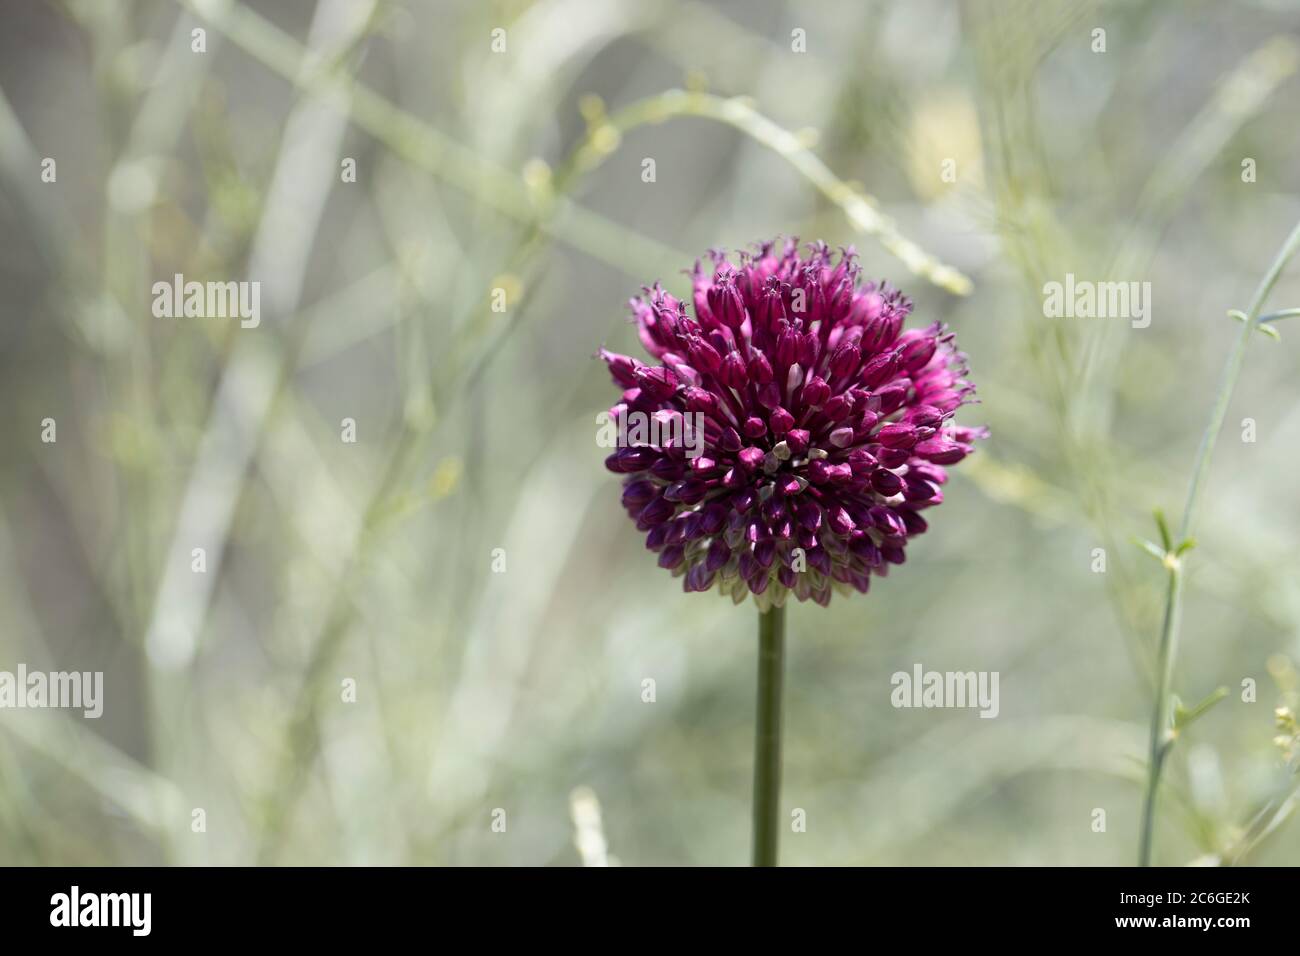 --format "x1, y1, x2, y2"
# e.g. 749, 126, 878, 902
1, 0, 1298, 865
